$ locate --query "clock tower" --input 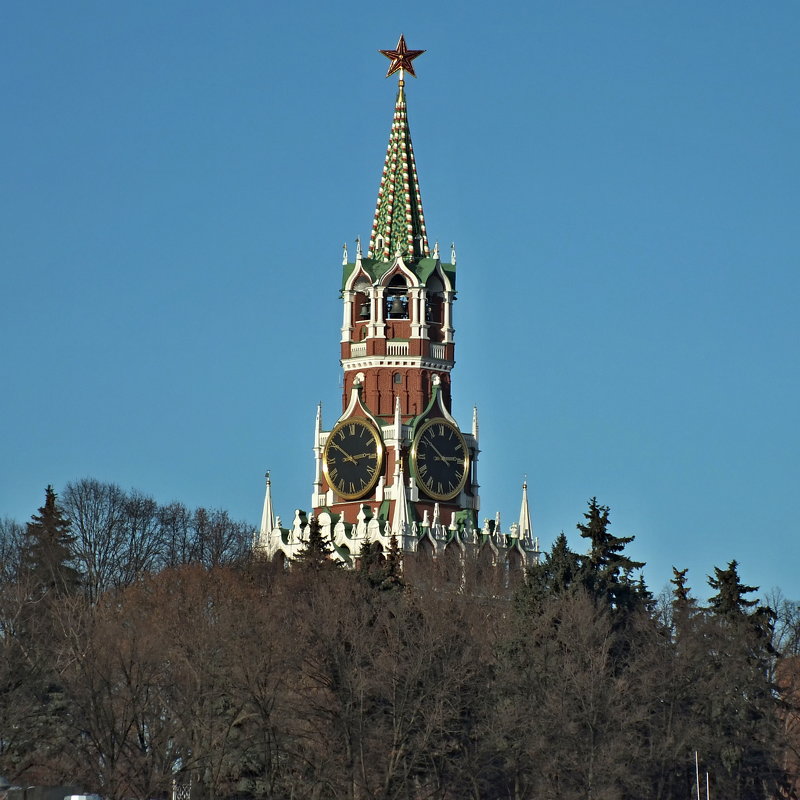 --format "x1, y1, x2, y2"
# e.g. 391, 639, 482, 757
259, 37, 538, 569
